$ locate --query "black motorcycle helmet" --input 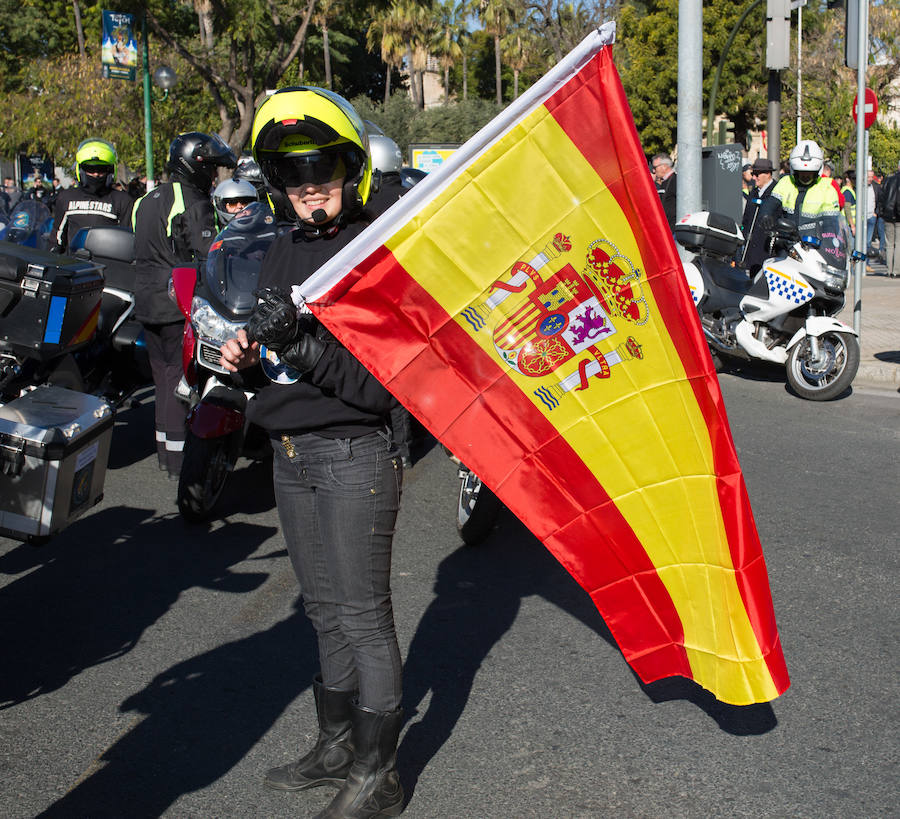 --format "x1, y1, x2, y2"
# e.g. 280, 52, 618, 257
166, 132, 237, 194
